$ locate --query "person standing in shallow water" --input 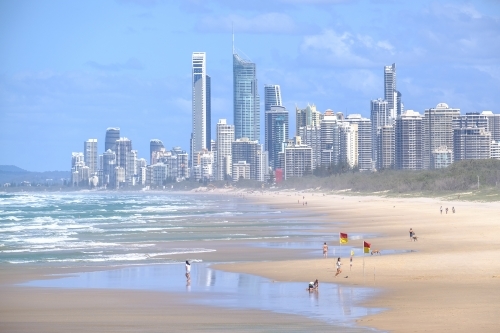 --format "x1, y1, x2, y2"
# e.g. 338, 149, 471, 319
323, 242, 328, 258
185, 260, 191, 279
